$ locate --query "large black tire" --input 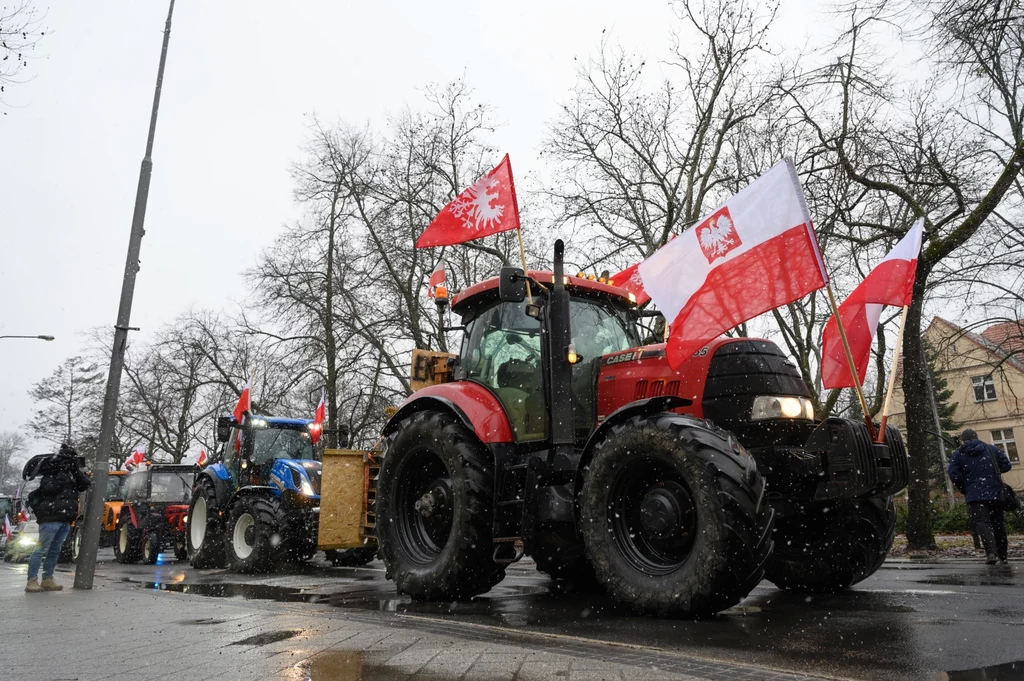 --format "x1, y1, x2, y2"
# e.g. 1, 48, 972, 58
580, 414, 774, 618
58, 524, 77, 563
224, 495, 287, 573
376, 411, 504, 600
326, 547, 377, 567
142, 533, 161, 565
114, 513, 142, 564
765, 495, 896, 594
187, 477, 227, 569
